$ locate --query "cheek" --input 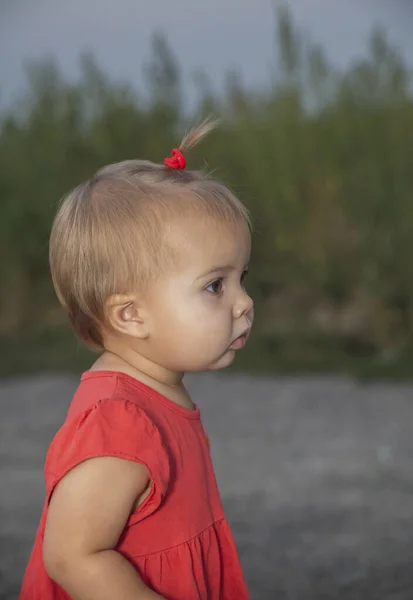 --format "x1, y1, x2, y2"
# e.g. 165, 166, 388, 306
188, 294, 229, 324
160, 294, 230, 336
